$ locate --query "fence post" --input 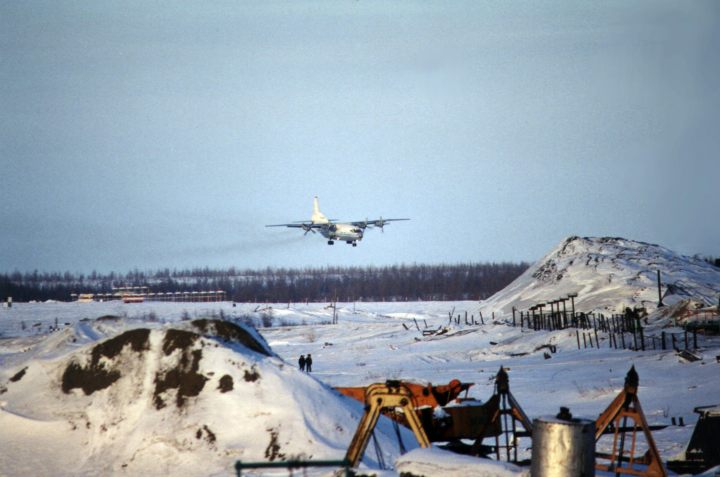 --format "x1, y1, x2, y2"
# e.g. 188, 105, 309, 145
639, 326, 645, 351
576, 330, 580, 349
631, 324, 638, 350
661, 331, 666, 350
